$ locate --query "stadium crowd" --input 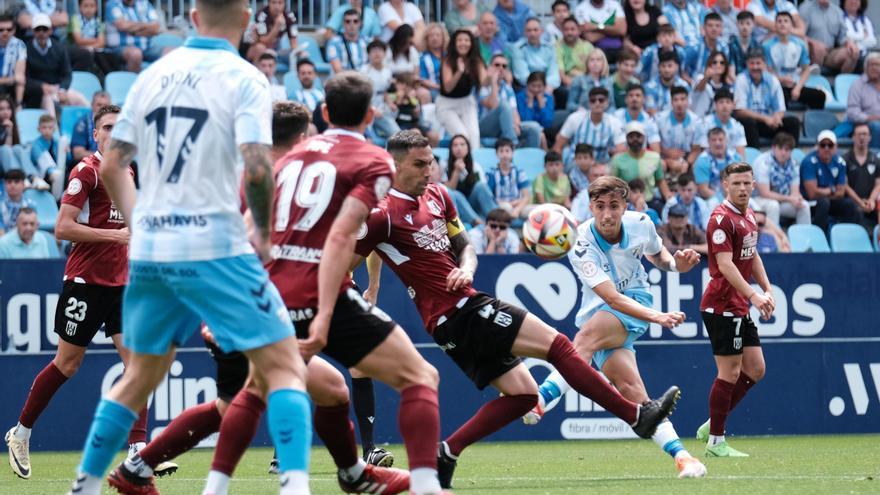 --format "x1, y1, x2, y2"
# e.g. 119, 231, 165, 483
0, 0, 878, 259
